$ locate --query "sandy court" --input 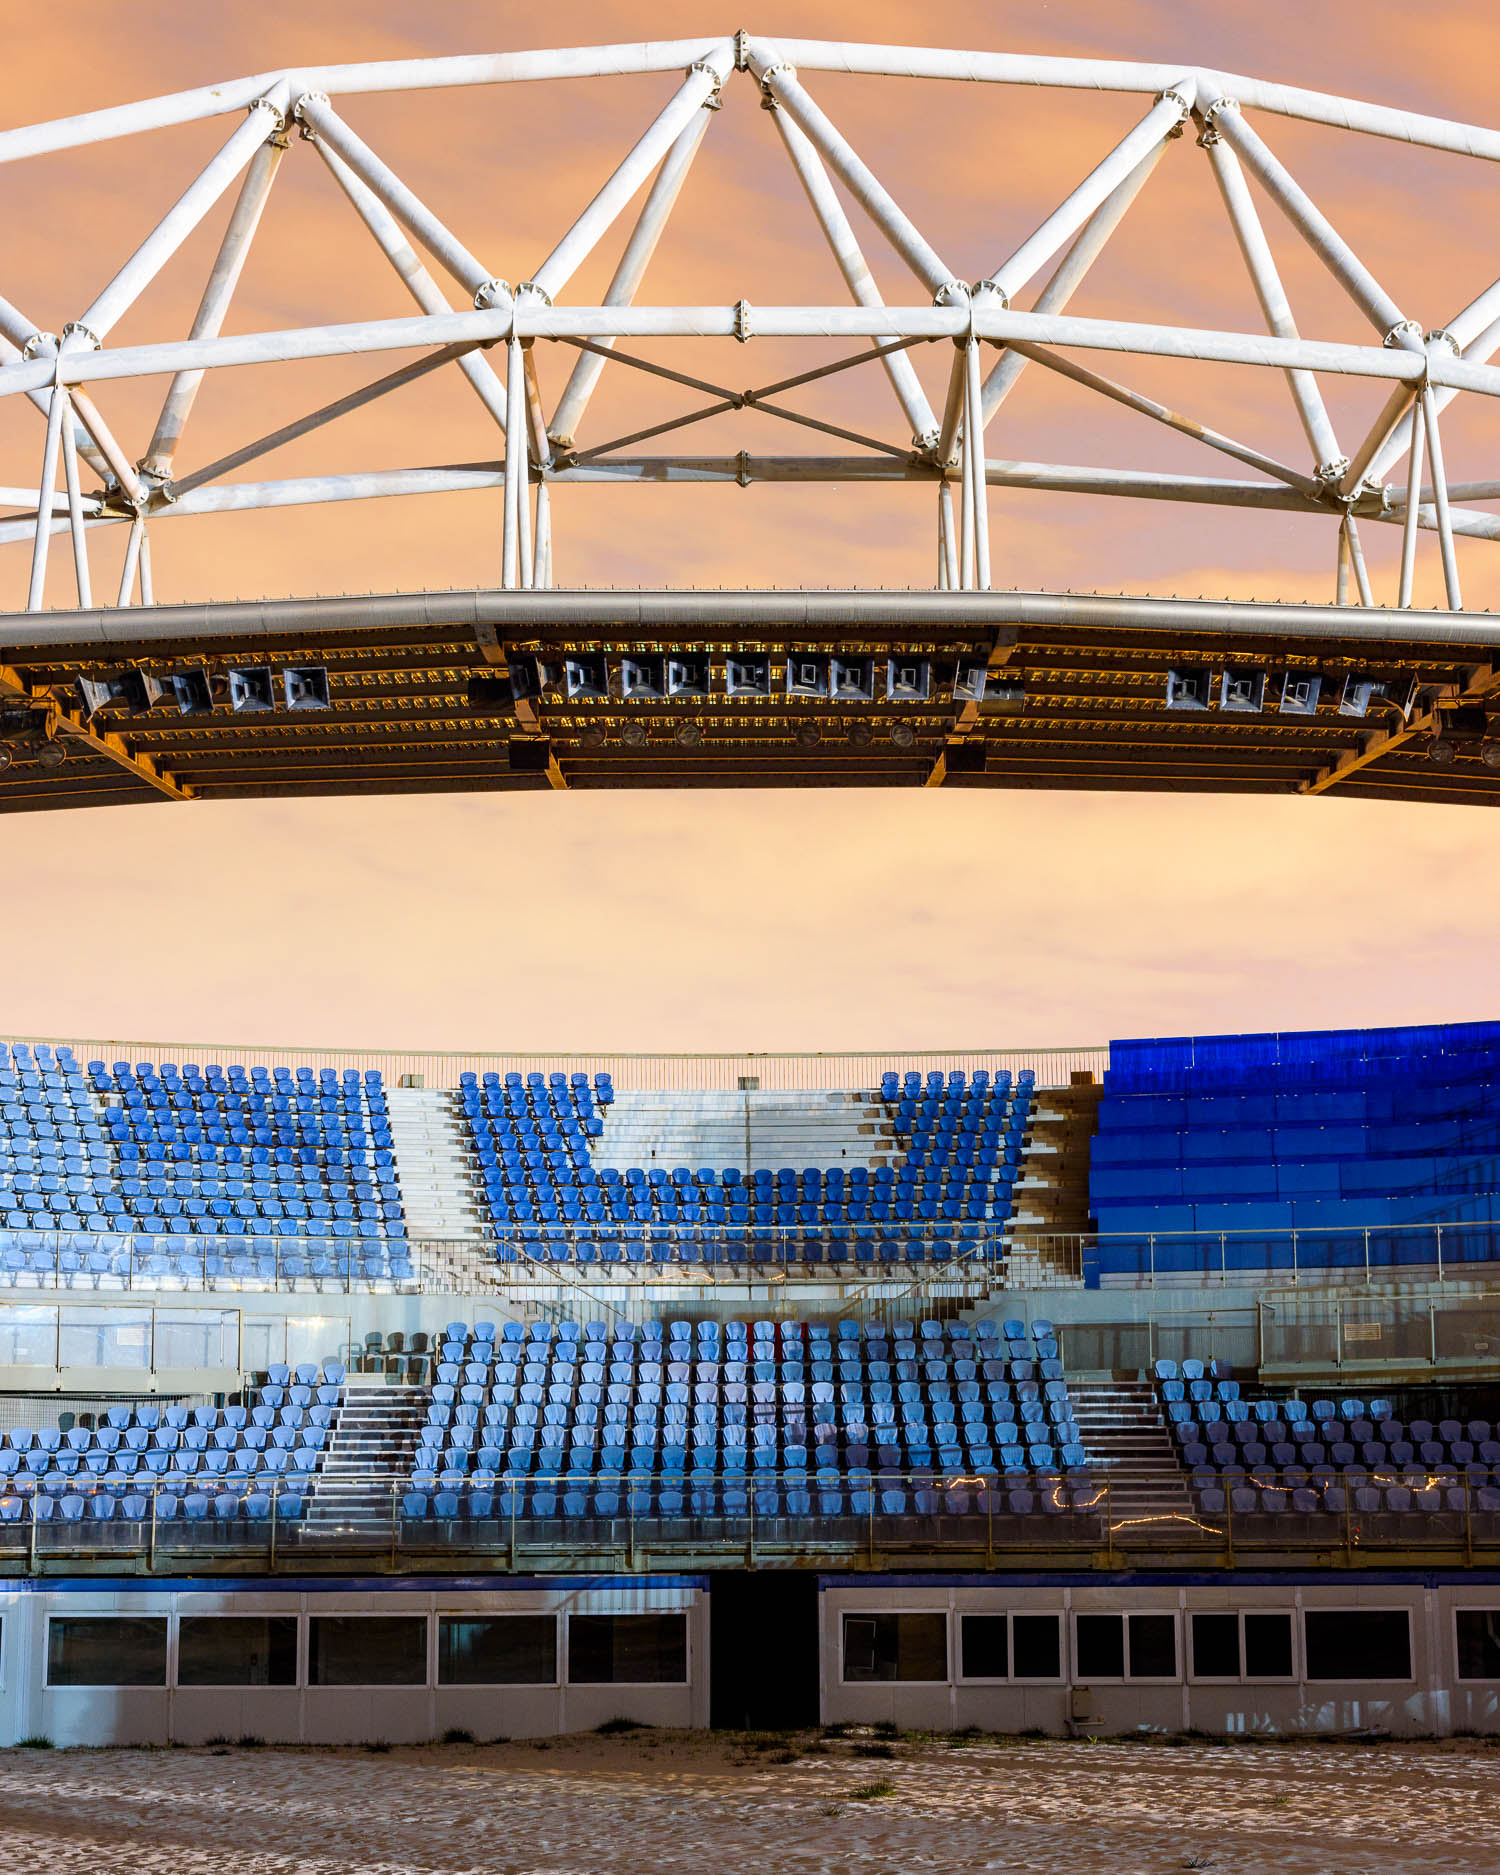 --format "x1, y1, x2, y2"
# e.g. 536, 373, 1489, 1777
0, 1730, 1496, 1875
